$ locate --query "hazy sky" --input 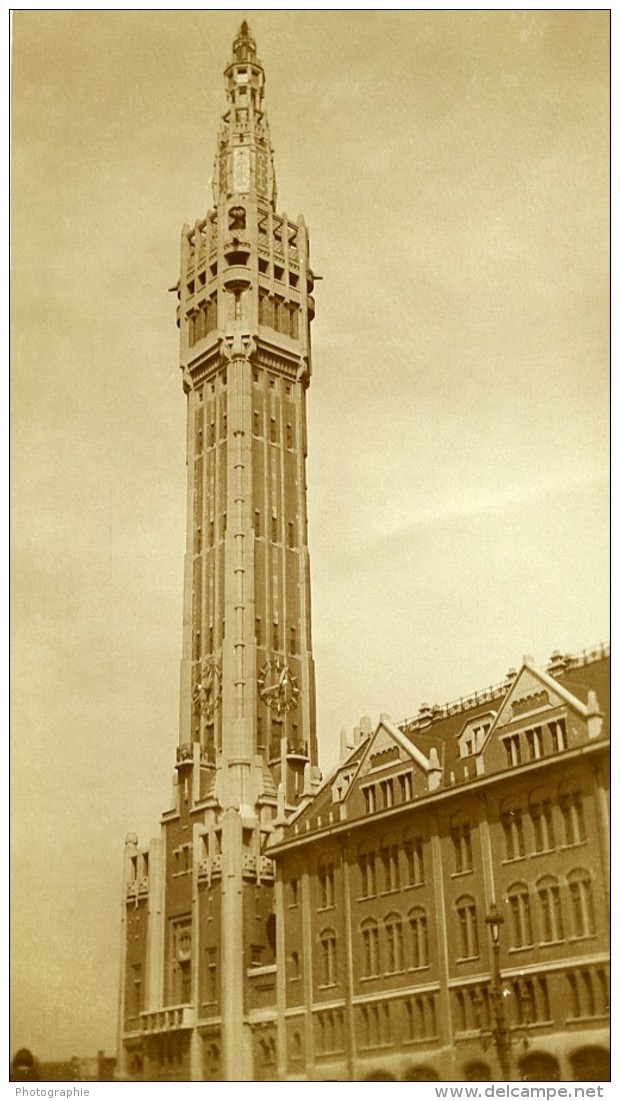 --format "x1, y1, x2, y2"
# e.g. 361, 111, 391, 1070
11, 10, 609, 1060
